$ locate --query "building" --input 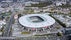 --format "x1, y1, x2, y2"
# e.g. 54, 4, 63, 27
24, 1, 39, 6
19, 14, 55, 32
55, 1, 66, 6
52, 14, 71, 27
